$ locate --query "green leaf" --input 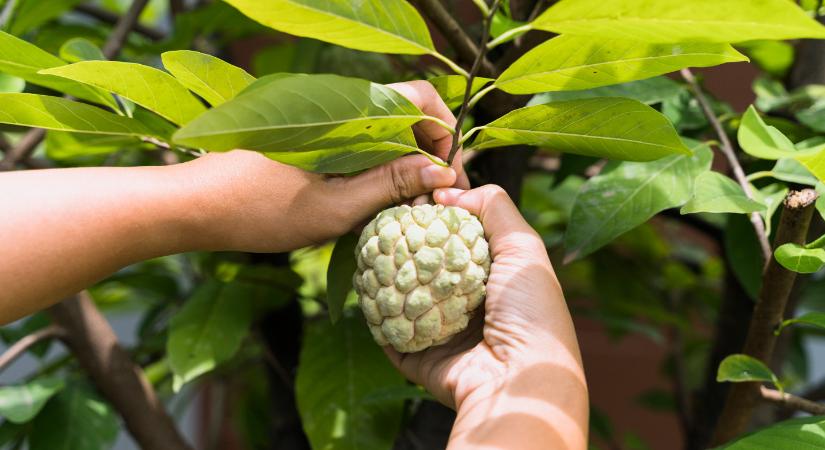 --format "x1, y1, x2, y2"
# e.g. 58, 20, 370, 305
8, 0, 84, 35
0, 378, 64, 424
326, 233, 358, 323
564, 141, 712, 260
767, 159, 820, 186
0, 73, 23, 92
775, 240, 825, 274
680, 171, 765, 215
174, 73, 432, 153
469, 97, 690, 161
428, 75, 494, 109
529, 77, 684, 106
754, 184, 789, 237
0, 31, 116, 108
496, 35, 746, 95
716, 416, 825, 449
167, 279, 255, 391
717, 354, 778, 386
223, 0, 435, 55
58, 38, 104, 63
739, 105, 825, 182
0, 93, 155, 137
738, 40, 795, 78
45, 131, 140, 160
725, 215, 764, 300
295, 312, 406, 450
41, 61, 207, 126
29, 383, 119, 450
532, 0, 825, 43
778, 312, 825, 335
161, 50, 256, 106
